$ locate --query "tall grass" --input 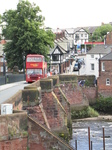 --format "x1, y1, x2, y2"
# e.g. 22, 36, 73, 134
71, 106, 99, 119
